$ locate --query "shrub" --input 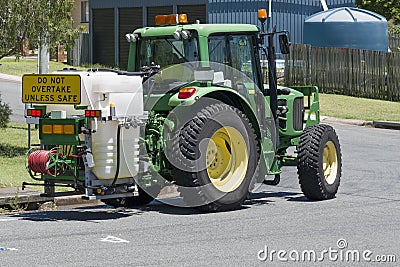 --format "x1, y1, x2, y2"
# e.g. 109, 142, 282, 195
389, 24, 400, 34
0, 93, 12, 128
